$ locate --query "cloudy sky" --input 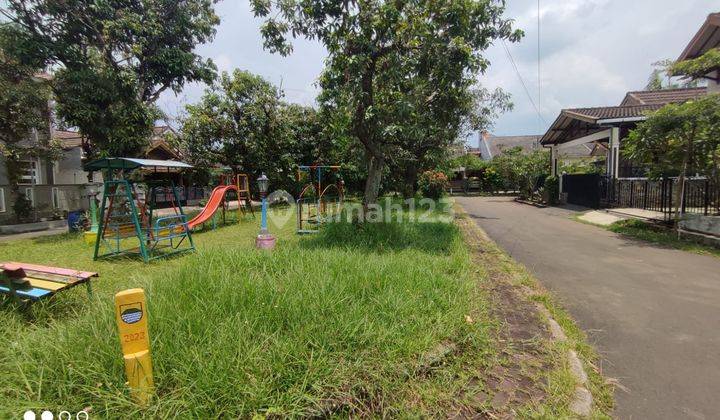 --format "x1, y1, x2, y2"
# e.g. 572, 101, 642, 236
158, 0, 718, 146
